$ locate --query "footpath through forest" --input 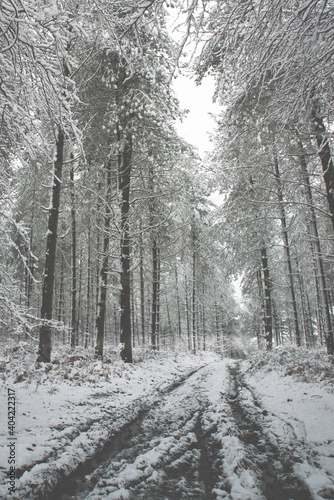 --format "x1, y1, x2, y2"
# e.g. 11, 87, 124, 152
0, 344, 334, 499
